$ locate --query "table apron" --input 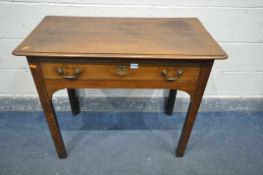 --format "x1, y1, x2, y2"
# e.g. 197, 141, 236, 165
44, 79, 198, 96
